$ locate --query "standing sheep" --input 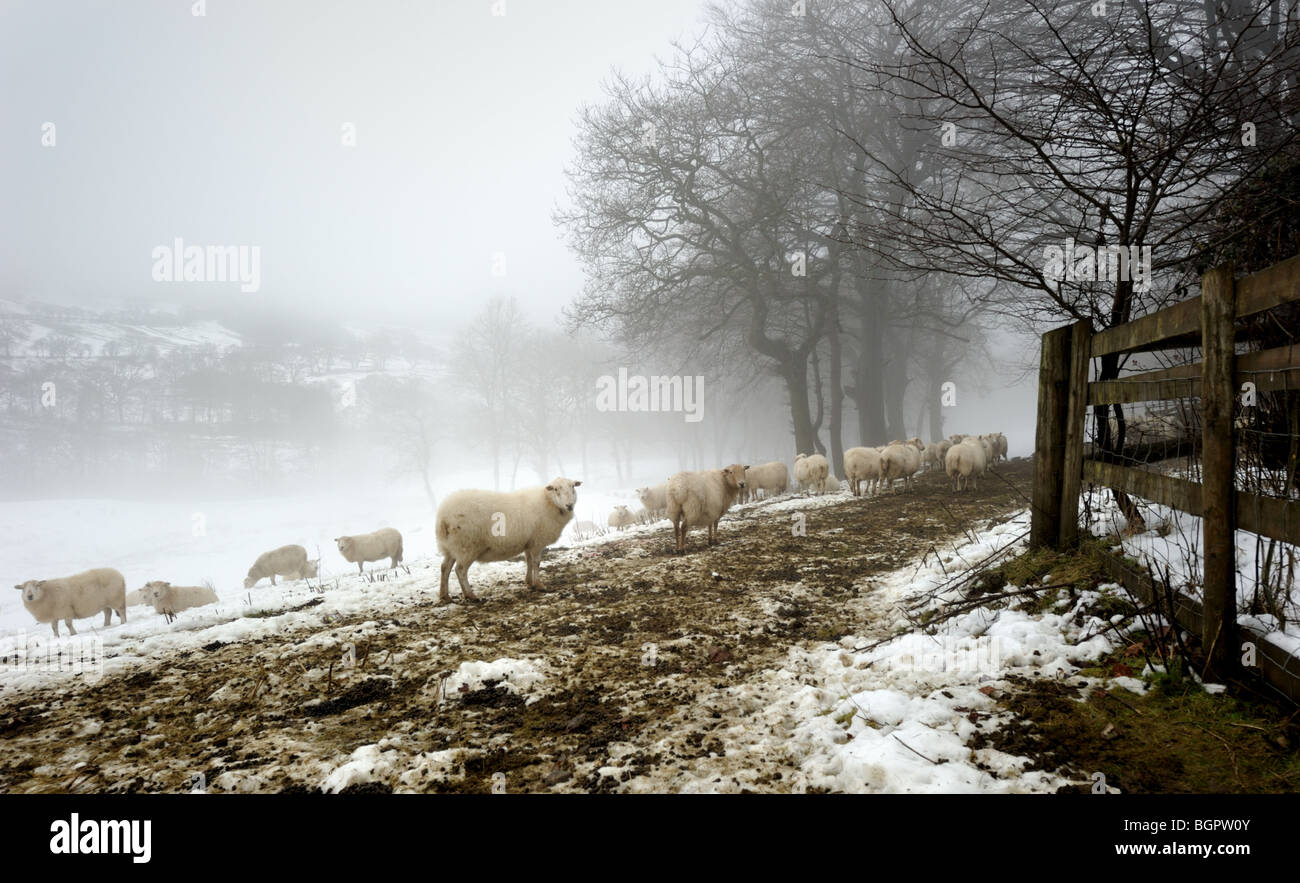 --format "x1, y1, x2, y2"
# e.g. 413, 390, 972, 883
635, 484, 669, 520
244, 545, 318, 589
881, 440, 923, 493
14, 568, 127, 637
607, 505, 636, 531
435, 477, 582, 603
141, 581, 219, 621
666, 464, 747, 553
793, 453, 830, 494
843, 446, 883, 497
335, 527, 404, 575
945, 436, 988, 491
743, 461, 789, 501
